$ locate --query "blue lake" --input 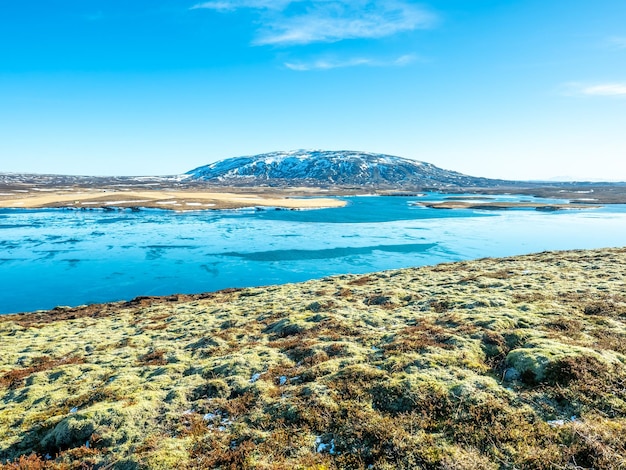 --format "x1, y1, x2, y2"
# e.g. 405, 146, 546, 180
1, 194, 626, 314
